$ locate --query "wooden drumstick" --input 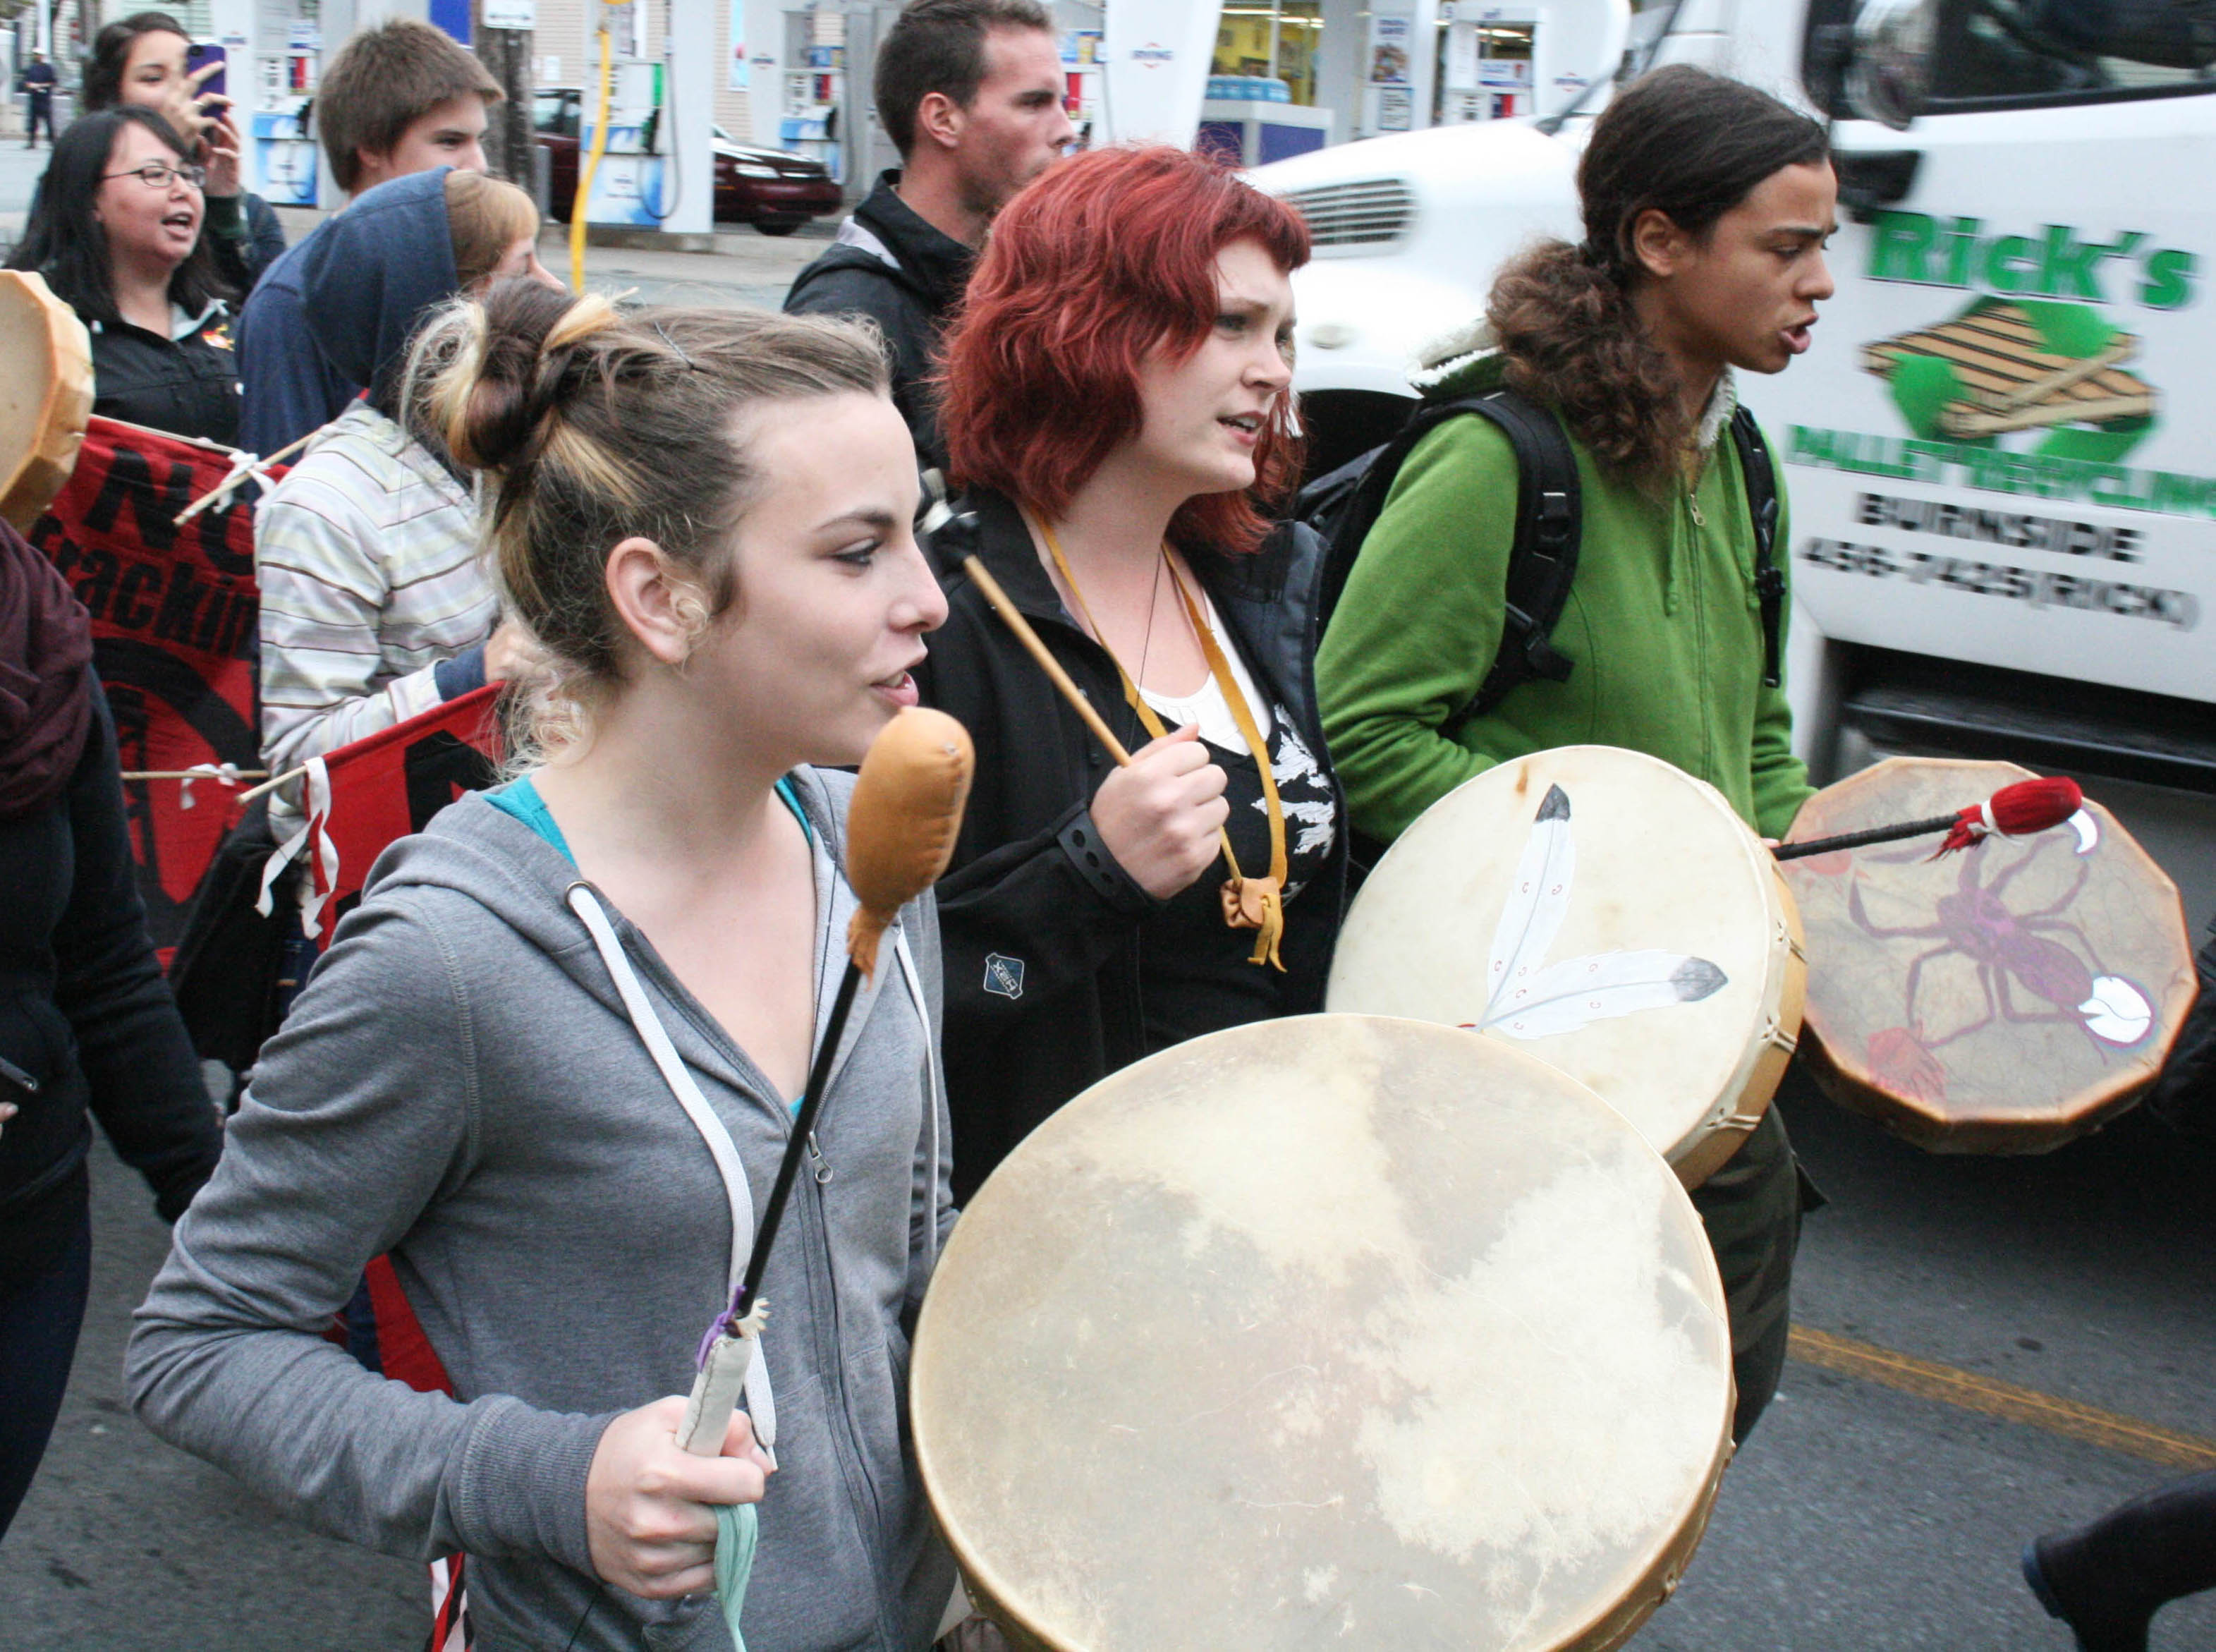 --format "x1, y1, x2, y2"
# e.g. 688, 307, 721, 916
960, 554, 1133, 768
1774, 776, 2083, 861
678, 707, 975, 1457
